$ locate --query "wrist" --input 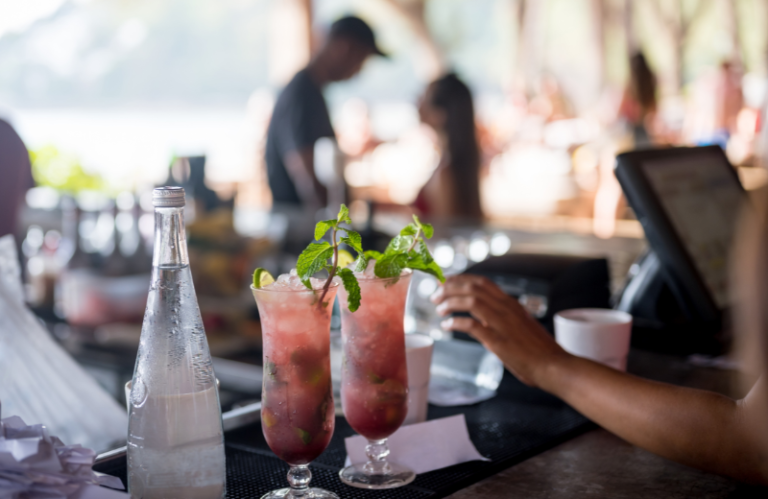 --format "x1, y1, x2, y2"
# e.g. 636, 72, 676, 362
532, 349, 577, 396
